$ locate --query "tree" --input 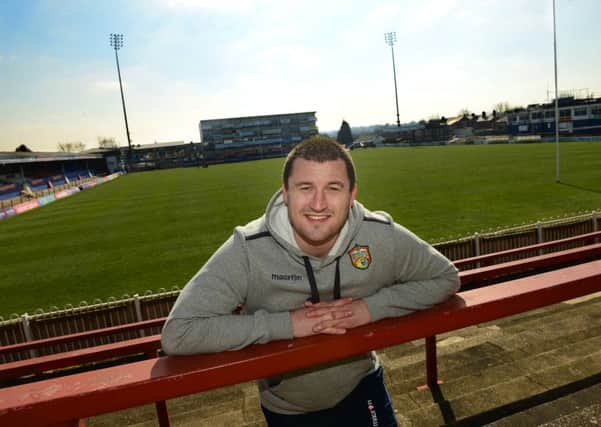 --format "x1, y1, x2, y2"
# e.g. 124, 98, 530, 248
15, 144, 32, 152
97, 137, 118, 149
336, 120, 353, 146
57, 142, 86, 152
493, 102, 512, 113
